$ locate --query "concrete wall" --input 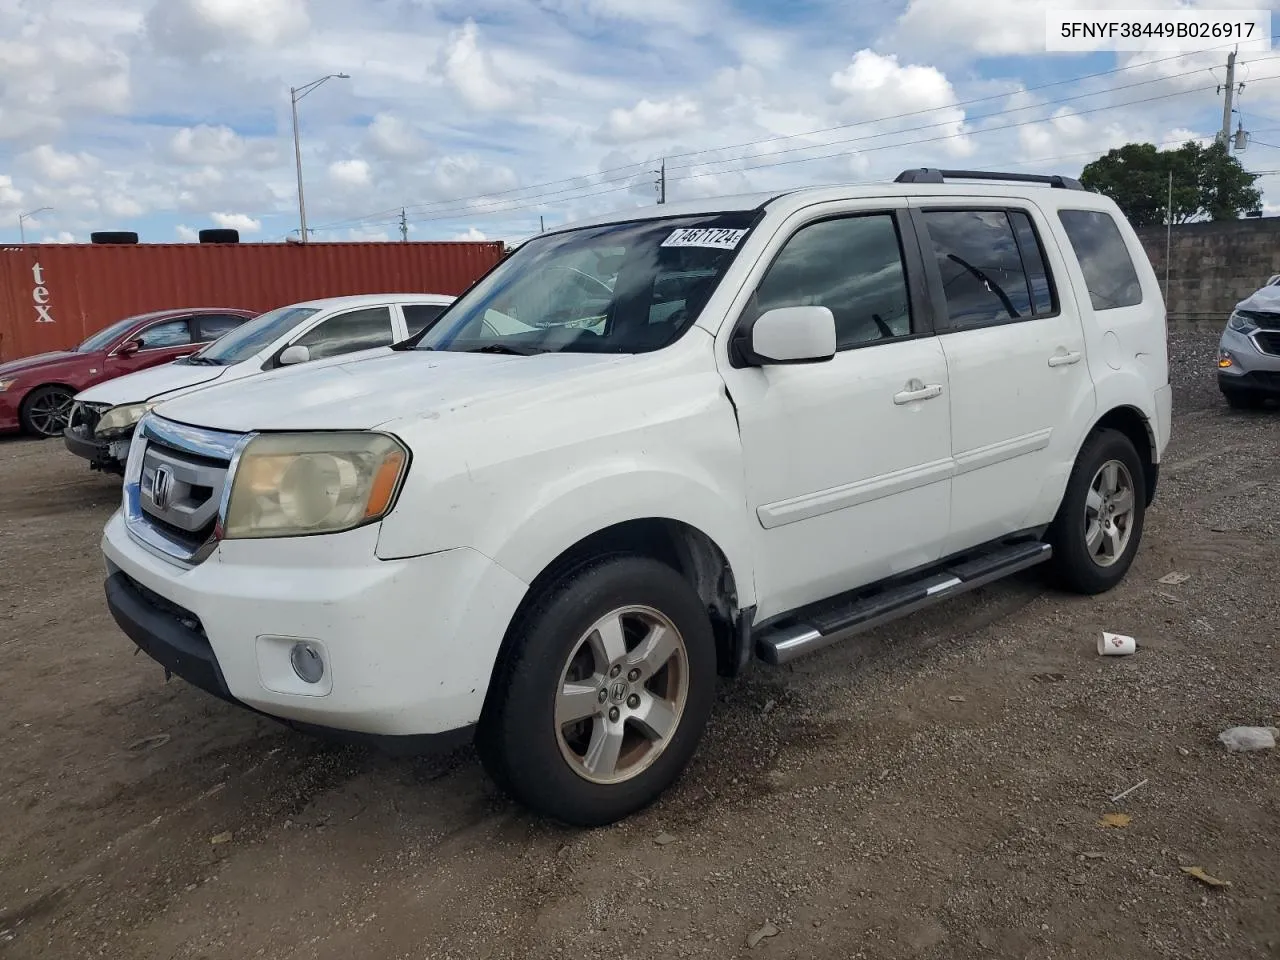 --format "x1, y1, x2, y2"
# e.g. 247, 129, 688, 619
1134, 219, 1280, 332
